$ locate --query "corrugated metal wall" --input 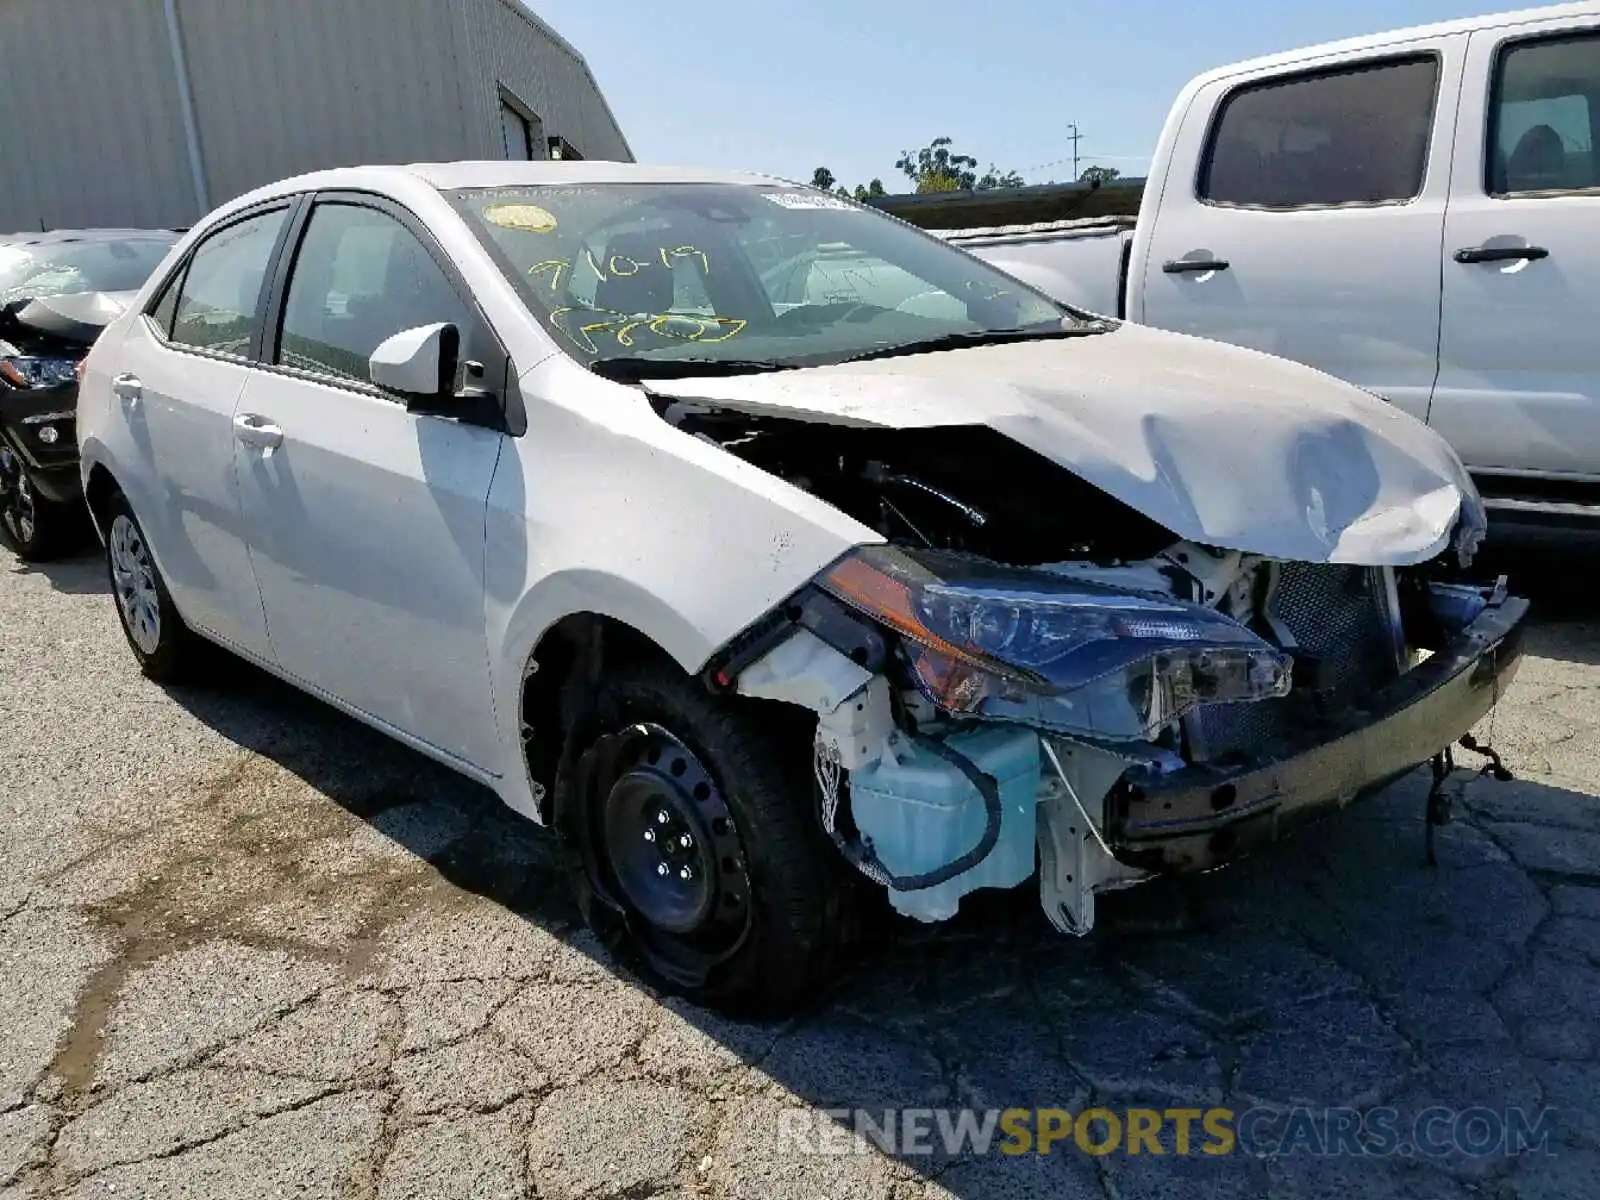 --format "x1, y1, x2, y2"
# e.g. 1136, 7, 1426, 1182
177, 0, 472, 207
0, 0, 632, 233
451, 0, 634, 163
0, 0, 194, 233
